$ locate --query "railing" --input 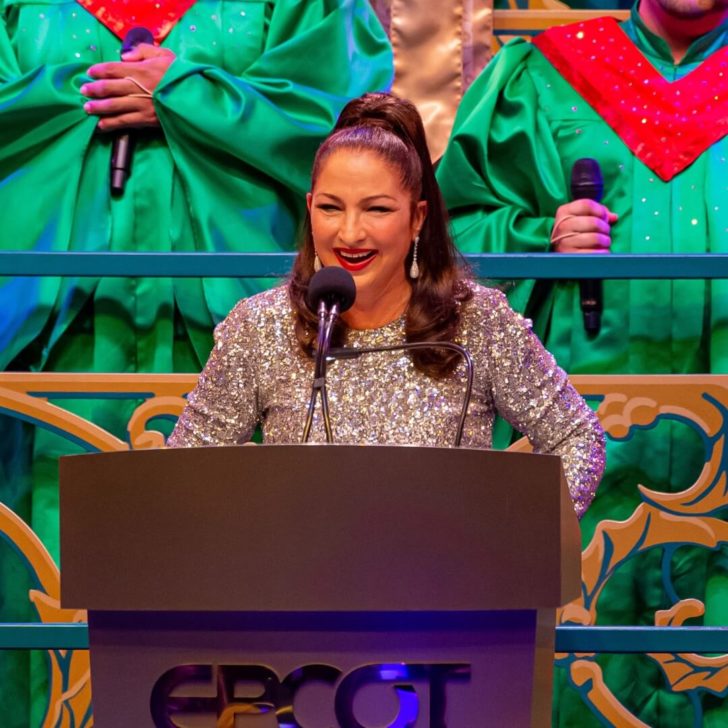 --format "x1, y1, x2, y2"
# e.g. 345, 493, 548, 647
3, 623, 728, 653
3, 250, 728, 278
